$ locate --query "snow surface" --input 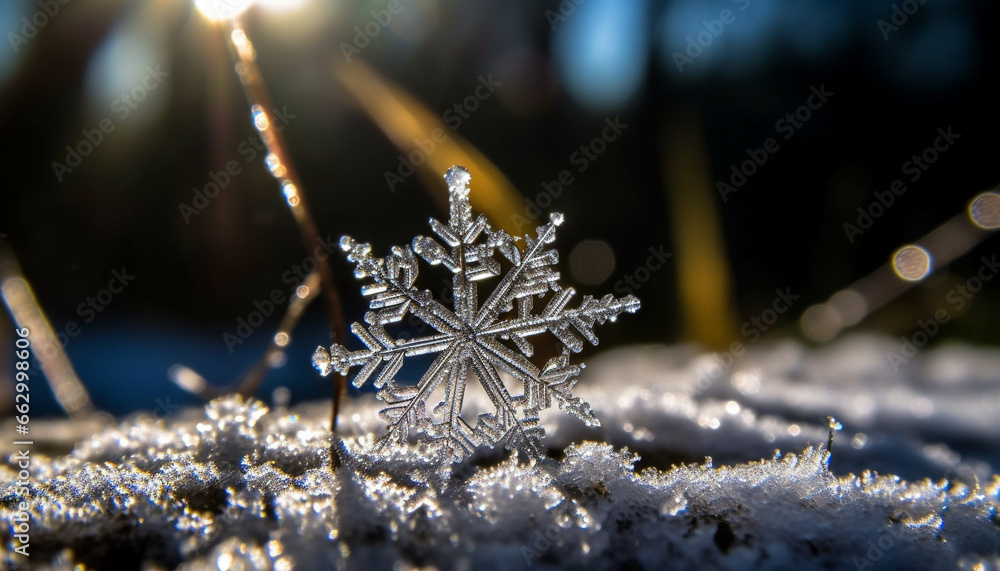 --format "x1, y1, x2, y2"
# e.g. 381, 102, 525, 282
2, 335, 1000, 570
